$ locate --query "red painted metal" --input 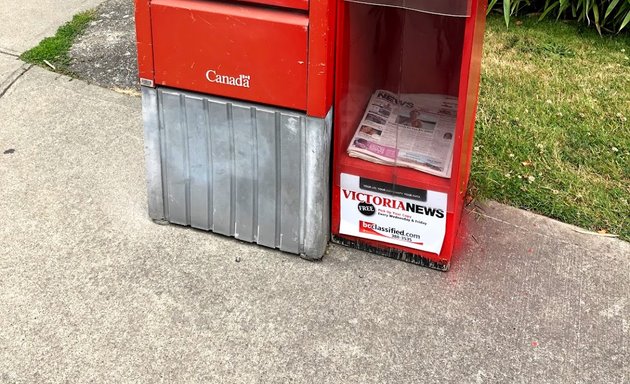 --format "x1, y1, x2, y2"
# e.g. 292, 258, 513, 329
135, 0, 335, 115
233, 0, 309, 11
331, 0, 487, 269
455, 0, 488, 216
305, 0, 336, 118
134, 0, 154, 82
150, 0, 309, 110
